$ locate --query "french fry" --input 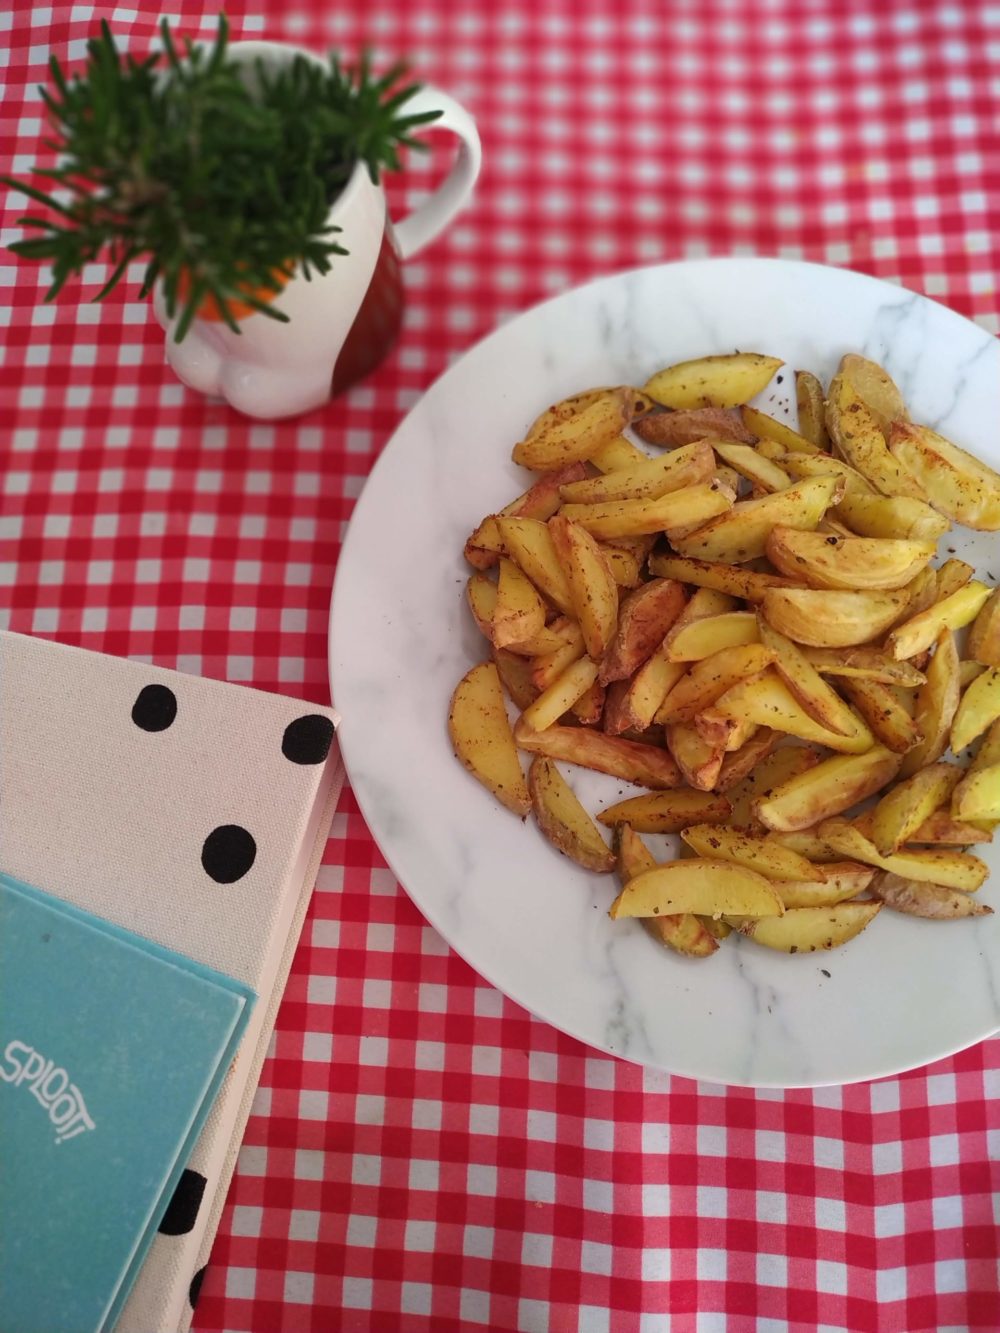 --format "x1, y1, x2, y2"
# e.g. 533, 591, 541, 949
869, 872, 993, 919
755, 746, 901, 832
634, 406, 756, 447
609, 860, 785, 920
868, 762, 962, 856
559, 481, 731, 541
643, 352, 783, 410
795, 370, 830, 449
656, 643, 776, 722
712, 442, 792, 493
513, 387, 635, 471
838, 354, 907, 436
665, 721, 727, 791
762, 586, 907, 648
741, 404, 821, 455
599, 579, 688, 685
520, 657, 600, 732
774, 862, 875, 909
557, 440, 716, 504
817, 819, 988, 890
570, 680, 606, 726
492, 557, 547, 650
756, 618, 870, 739
836, 677, 923, 754
765, 527, 934, 591
647, 553, 796, 603
825, 371, 929, 500
967, 588, 1000, 667
548, 515, 619, 660
707, 670, 874, 753
449, 663, 531, 816
496, 516, 575, 616
898, 630, 960, 778
888, 421, 1000, 531
801, 646, 925, 687
670, 475, 842, 563
599, 790, 732, 832
663, 610, 760, 661
528, 757, 614, 872
615, 825, 719, 956
680, 824, 823, 881
464, 462, 588, 568
736, 901, 880, 952
514, 719, 682, 789
885, 581, 992, 661
950, 667, 1000, 753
